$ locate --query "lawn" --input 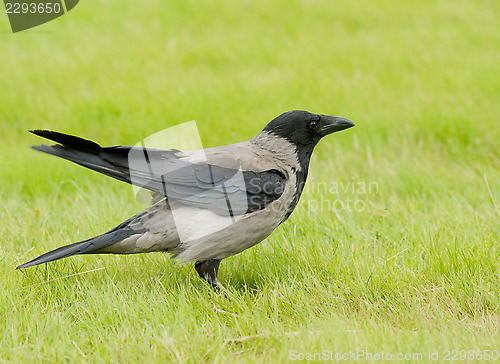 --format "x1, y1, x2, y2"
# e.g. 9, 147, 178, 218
1, 0, 500, 362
